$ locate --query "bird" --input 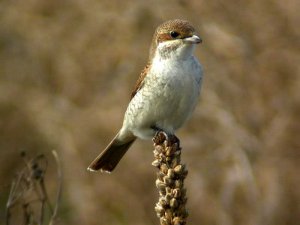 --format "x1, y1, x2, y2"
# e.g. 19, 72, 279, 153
88, 19, 203, 172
